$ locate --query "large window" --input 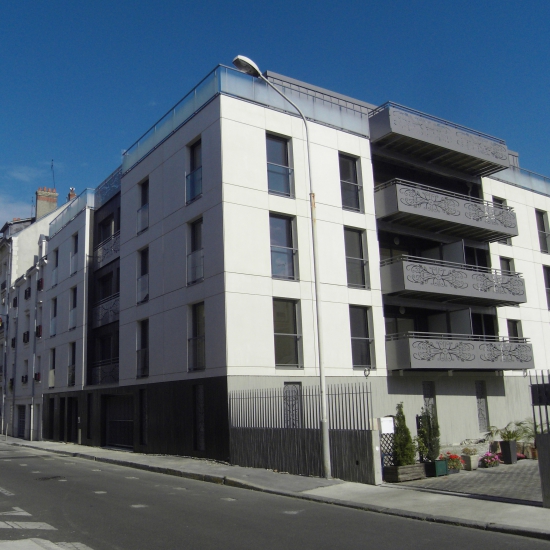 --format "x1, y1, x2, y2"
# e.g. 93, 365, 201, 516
71, 233, 78, 275
507, 319, 522, 339
270, 214, 297, 280
544, 266, 550, 309
186, 140, 202, 204
188, 218, 204, 285
273, 299, 301, 368
499, 256, 514, 272
137, 248, 149, 303
52, 249, 59, 286
68, 342, 76, 386
339, 154, 361, 212
536, 210, 549, 253
69, 286, 77, 329
50, 298, 57, 337
344, 228, 369, 288
189, 302, 205, 371
349, 306, 372, 368
266, 134, 292, 197
137, 179, 149, 233
475, 381, 489, 432
137, 319, 149, 378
